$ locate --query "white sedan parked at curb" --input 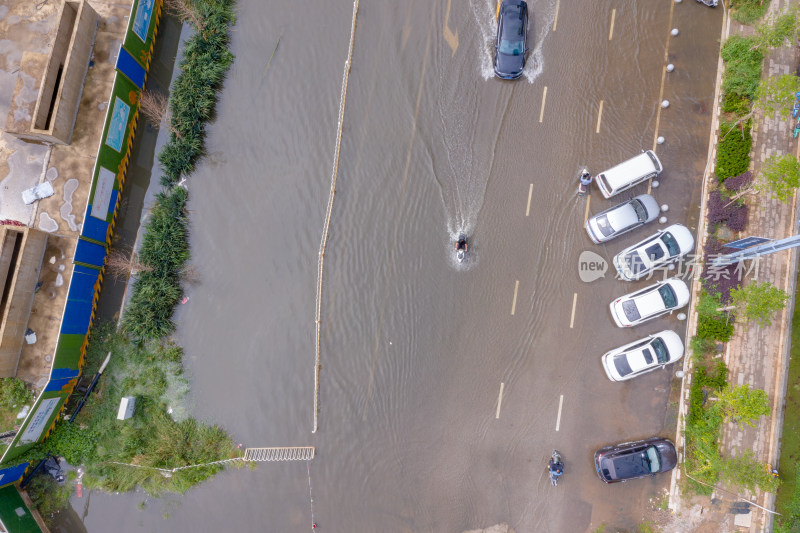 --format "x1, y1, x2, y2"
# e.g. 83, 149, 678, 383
609, 278, 690, 327
585, 194, 660, 244
612, 224, 695, 281
601, 330, 685, 382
